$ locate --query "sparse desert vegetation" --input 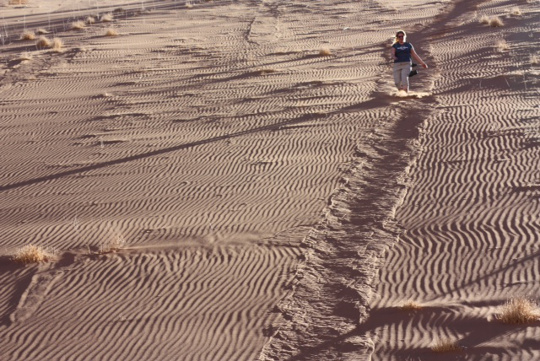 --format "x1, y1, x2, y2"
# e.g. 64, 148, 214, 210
431, 338, 462, 353
400, 300, 423, 311
531, 54, 539, 65
17, 52, 32, 61
71, 20, 86, 30
11, 244, 55, 264
319, 48, 332, 56
256, 68, 277, 75
98, 234, 126, 254
8, 0, 28, 5
479, 15, 490, 24
510, 7, 522, 16
105, 28, 119, 37
101, 13, 114, 22
489, 16, 504, 27
497, 297, 540, 324
20, 30, 35, 40
51, 37, 64, 52
496, 39, 510, 52
36, 36, 52, 49
86, 16, 96, 24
